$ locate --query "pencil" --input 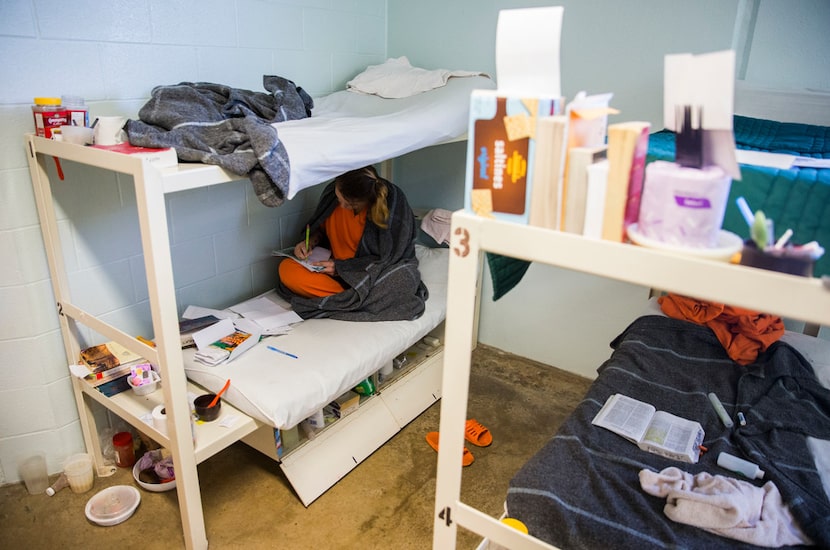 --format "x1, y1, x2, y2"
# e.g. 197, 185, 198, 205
305, 224, 310, 253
